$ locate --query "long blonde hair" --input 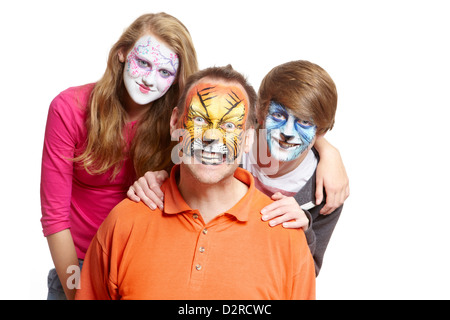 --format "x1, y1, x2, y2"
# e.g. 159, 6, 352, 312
76, 13, 198, 179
